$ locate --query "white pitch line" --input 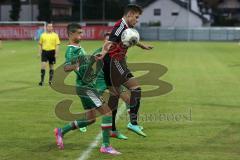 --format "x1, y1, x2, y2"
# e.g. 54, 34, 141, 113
77, 103, 126, 160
